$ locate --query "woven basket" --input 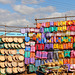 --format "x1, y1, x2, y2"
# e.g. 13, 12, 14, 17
6, 67, 12, 74
0, 62, 5, 68
13, 55, 18, 61
18, 38, 23, 43
5, 61, 8, 67
21, 43, 25, 48
4, 43, 8, 48
14, 44, 18, 49
8, 56, 13, 62
18, 67, 25, 73
17, 44, 21, 48
0, 56, 5, 61
18, 62, 24, 67
6, 38, 9, 42
13, 67, 18, 74
8, 38, 13, 42
19, 49, 24, 55
1, 68, 5, 74
2, 38, 6, 42
11, 43, 15, 48
14, 38, 18, 43
11, 50, 17, 55
18, 55, 24, 61
8, 43, 11, 48
5, 50, 9, 55
7, 62, 12, 67
1, 49, 5, 54
12, 61, 18, 67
